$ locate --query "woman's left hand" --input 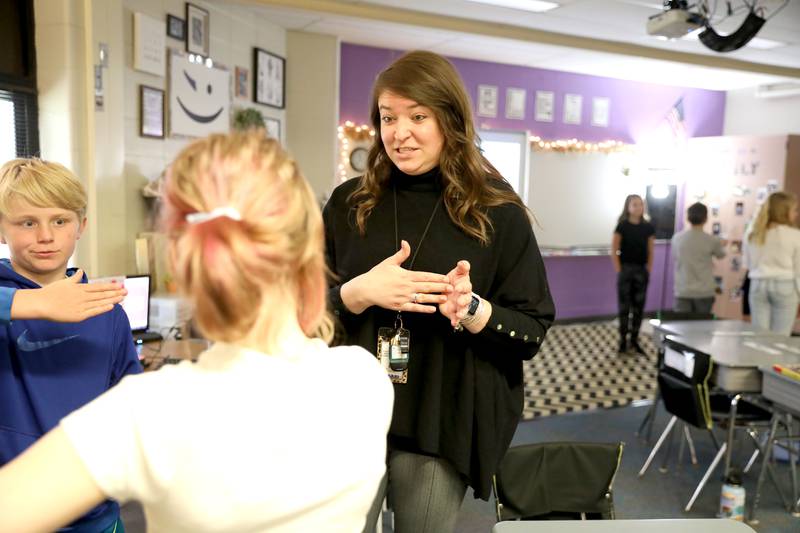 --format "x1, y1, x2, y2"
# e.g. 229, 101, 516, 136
439, 260, 473, 327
